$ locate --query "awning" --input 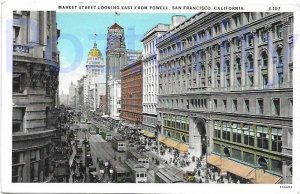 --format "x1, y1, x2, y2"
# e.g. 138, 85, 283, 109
143, 130, 155, 138
175, 143, 188, 153
256, 172, 282, 184
207, 154, 282, 184
158, 136, 166, 142
162, 138, 179, 148
247, 169, 282, 184
207, 154, 222, 166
